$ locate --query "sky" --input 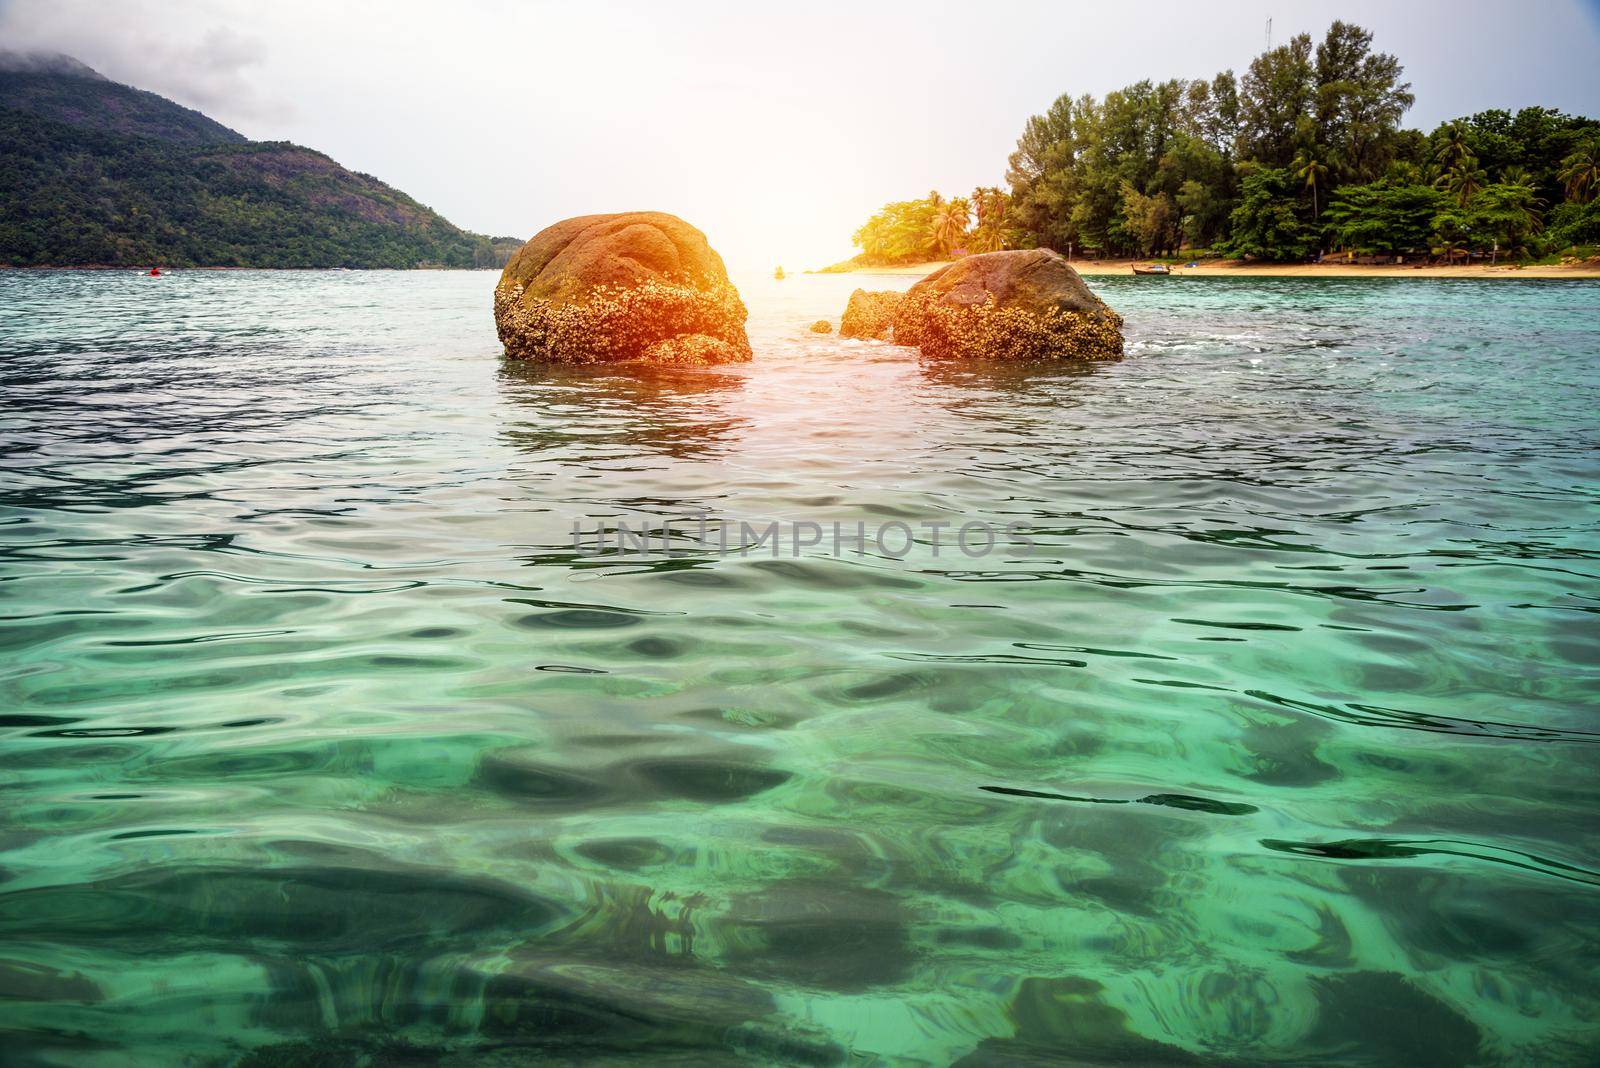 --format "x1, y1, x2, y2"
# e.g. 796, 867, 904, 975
2, 0, 1597, 270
